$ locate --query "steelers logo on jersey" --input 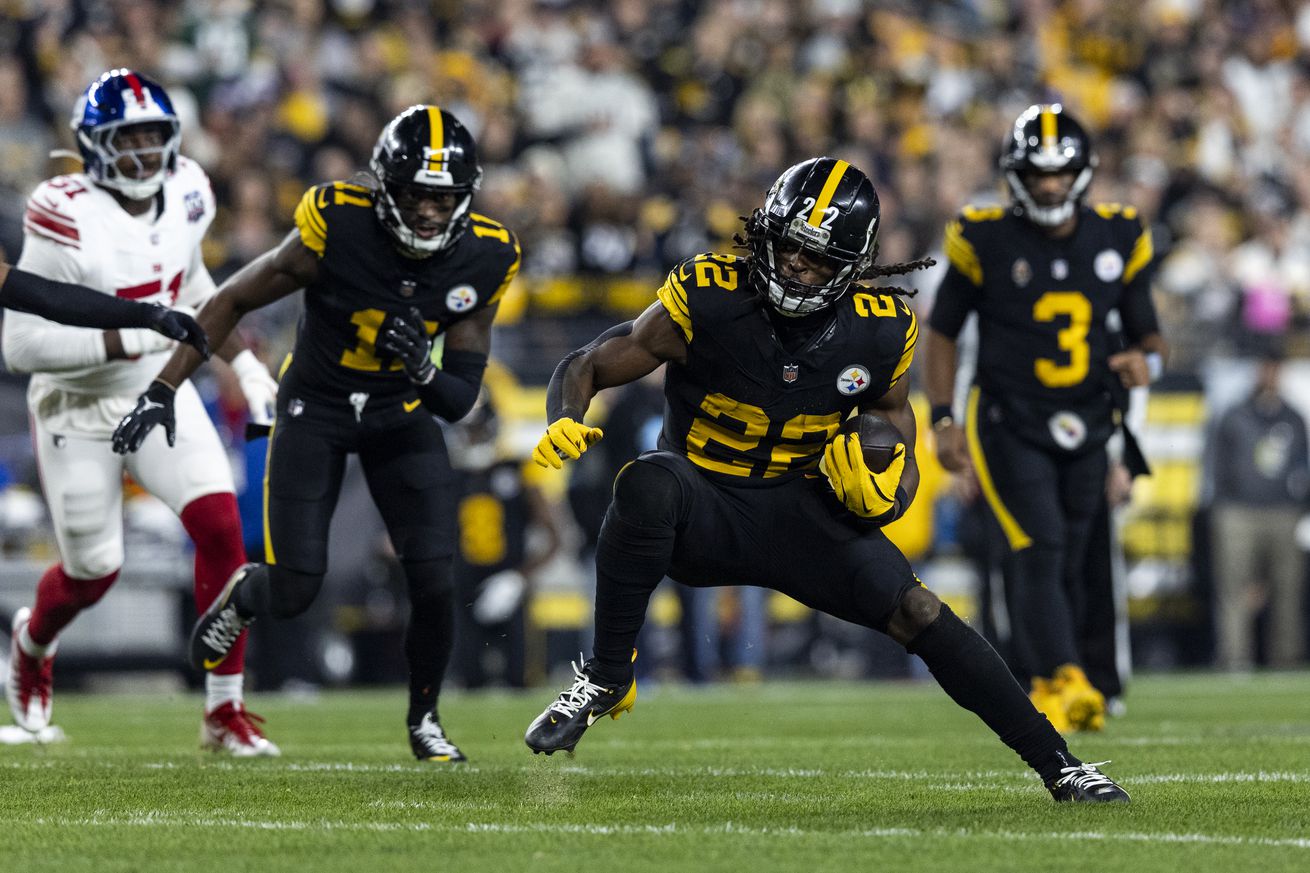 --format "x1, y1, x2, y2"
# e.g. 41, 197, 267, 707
1048, 410, 1088, 450
1094, 249, 1124, 282
837, 365, 873, 395
446, 284, 478, 312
